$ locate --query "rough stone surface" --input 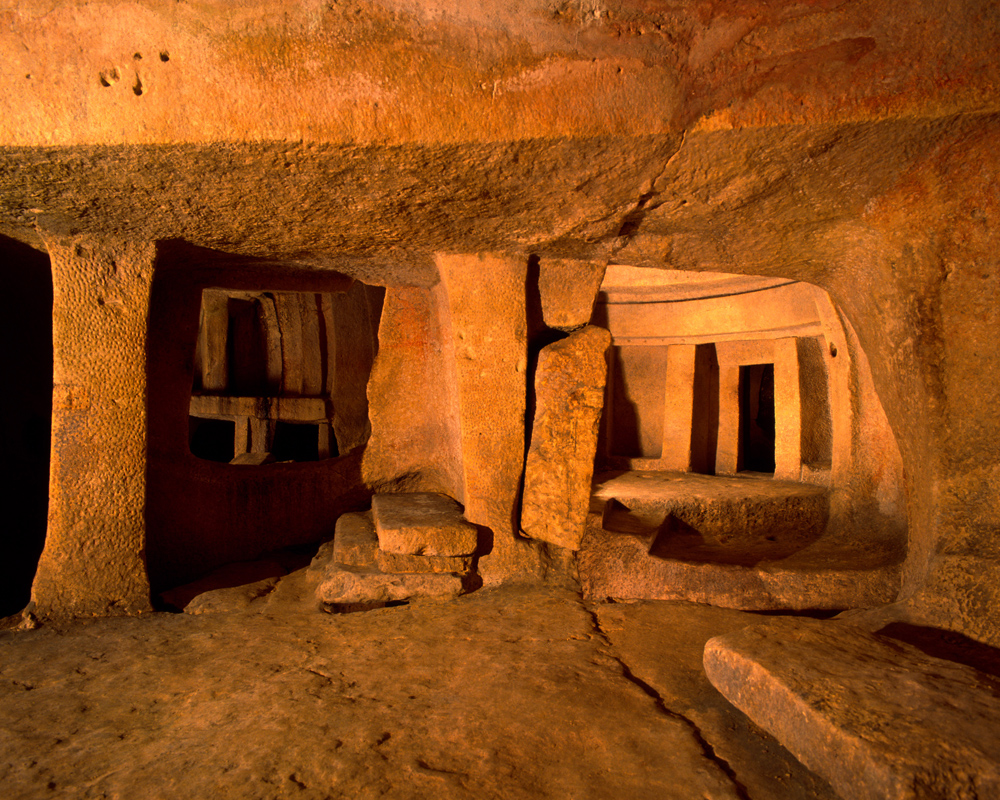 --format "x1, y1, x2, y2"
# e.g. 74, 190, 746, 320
581, 513, 902, 610
333, 512, 379, 567
581, 471, 902, 609
0, 584, 835, 800
536, 258, 607, 330
316, 564, 465, 605
335, 511, 473, 574
372, 493, 477, 557
3, 0, 1000, 657
592, 470, 834, 550
29, 235, 155, 619
521, 326, 611, 550
704, 619, 1000, 800
361, 284, 465, 498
